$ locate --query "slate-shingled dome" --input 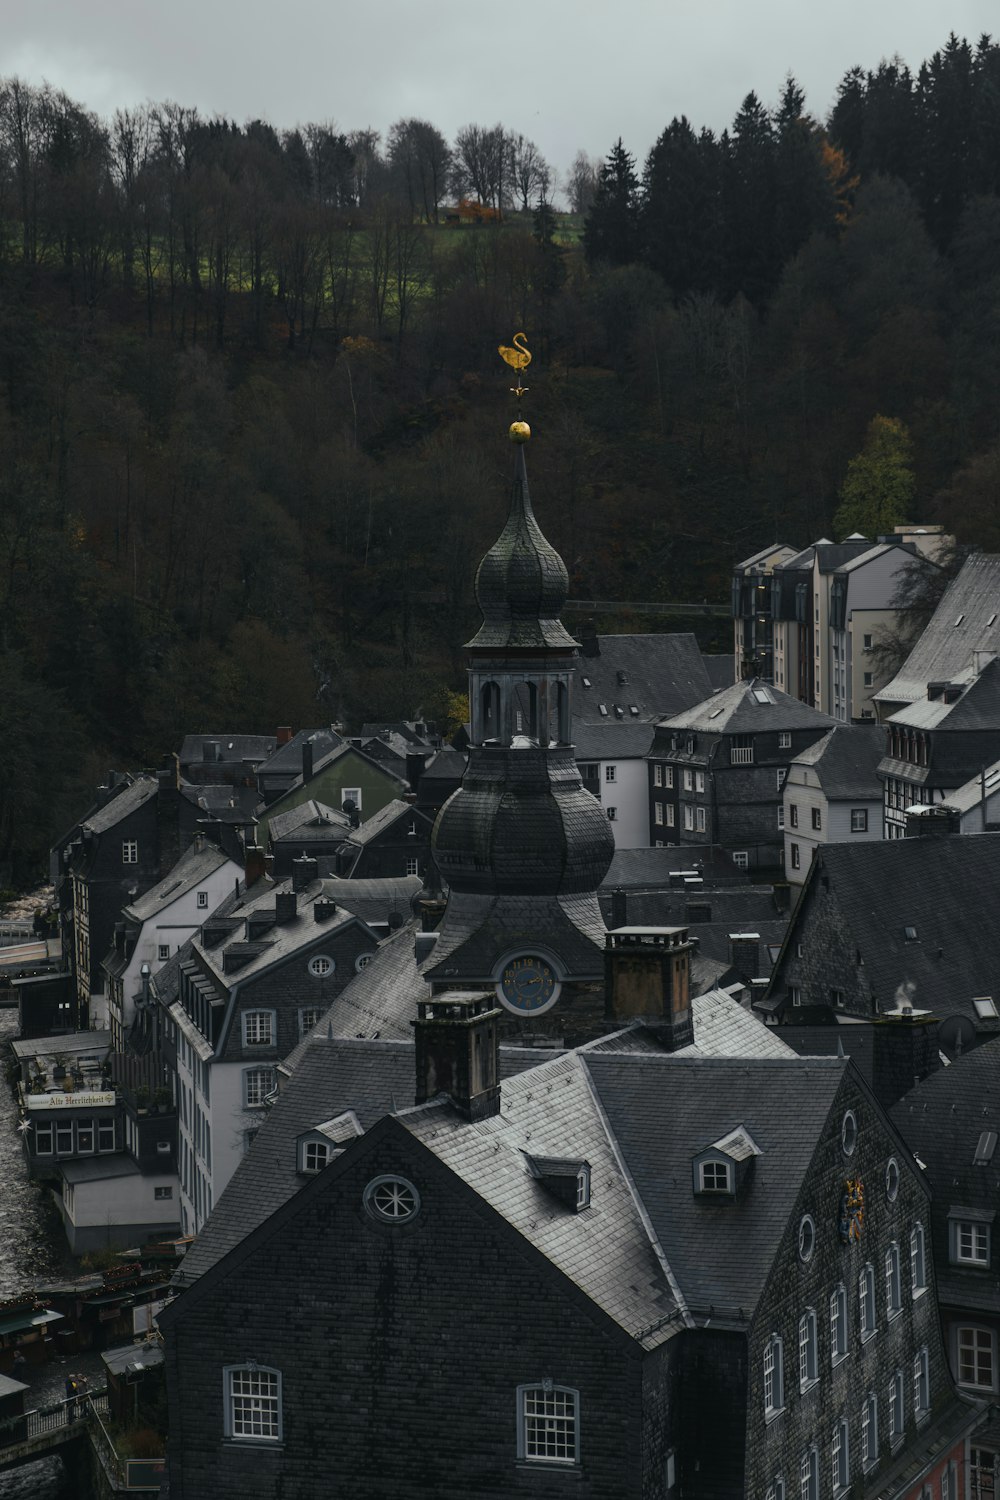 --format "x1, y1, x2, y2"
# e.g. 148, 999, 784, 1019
467, 445, 578, 652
